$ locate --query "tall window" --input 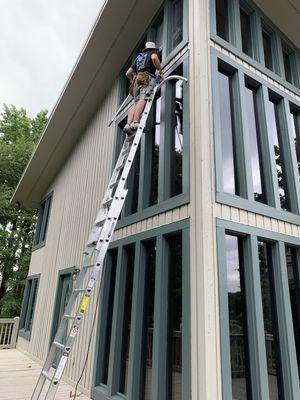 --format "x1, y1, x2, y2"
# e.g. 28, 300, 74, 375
141, 240, 156, 399
169, 0, 183, 52
93, 224, 190, 400
244, 84, 265, 202
217, 70, 238, 194
225, 235, 251, 399
33, 194, 52, 248
216, 0, 229, 41
262, 30, 274, 71
290, 107, 300, 176
19, 275, 40, 340
119, 245, 135, 395
240, 8, 252, 56
282, 44, 293, 84
258, 241, 283, 399
266, 97, 290, 210
285, 247, 300, 378
170, 78, 184, 197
